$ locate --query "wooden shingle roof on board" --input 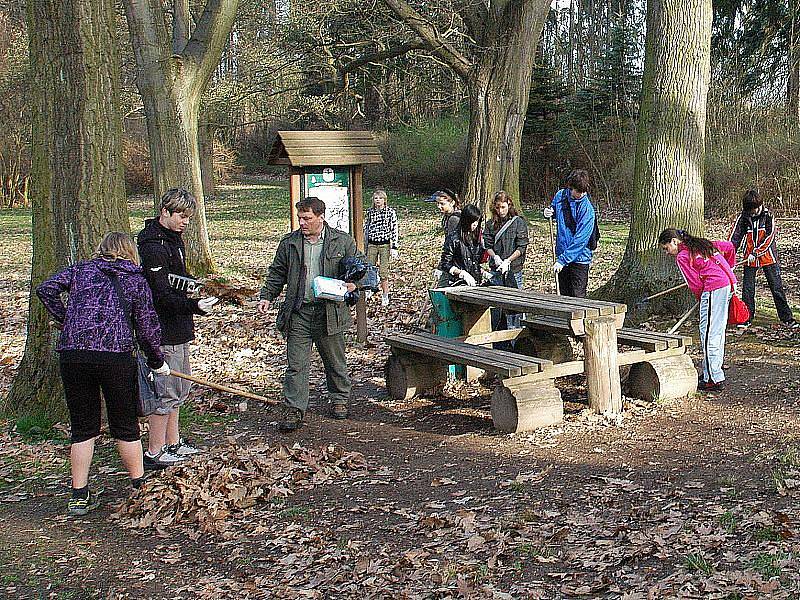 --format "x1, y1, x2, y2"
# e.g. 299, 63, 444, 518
268, 130, 384, 167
